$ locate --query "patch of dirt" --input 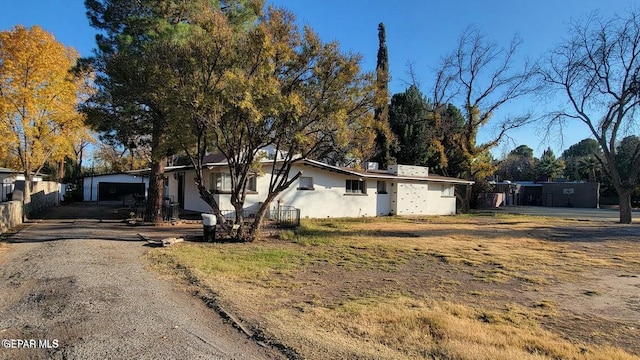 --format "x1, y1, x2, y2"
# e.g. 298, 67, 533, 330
0, 204, 285, 360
